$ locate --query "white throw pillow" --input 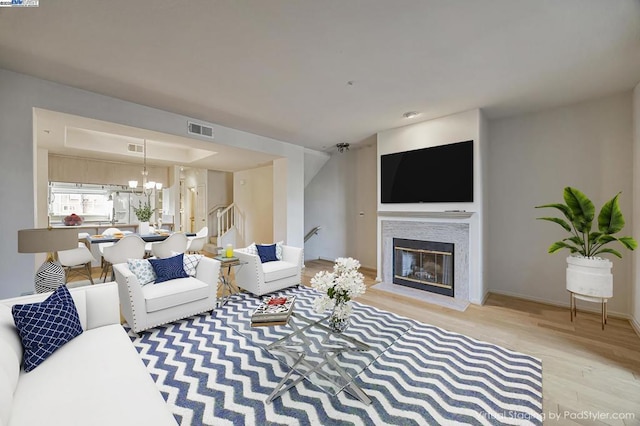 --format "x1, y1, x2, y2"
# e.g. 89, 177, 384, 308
246, 242, 258, 256
170, 251, 203, 276
183, 254, 203, 277
127, 258, 156, 286
275, 241, 284, 260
